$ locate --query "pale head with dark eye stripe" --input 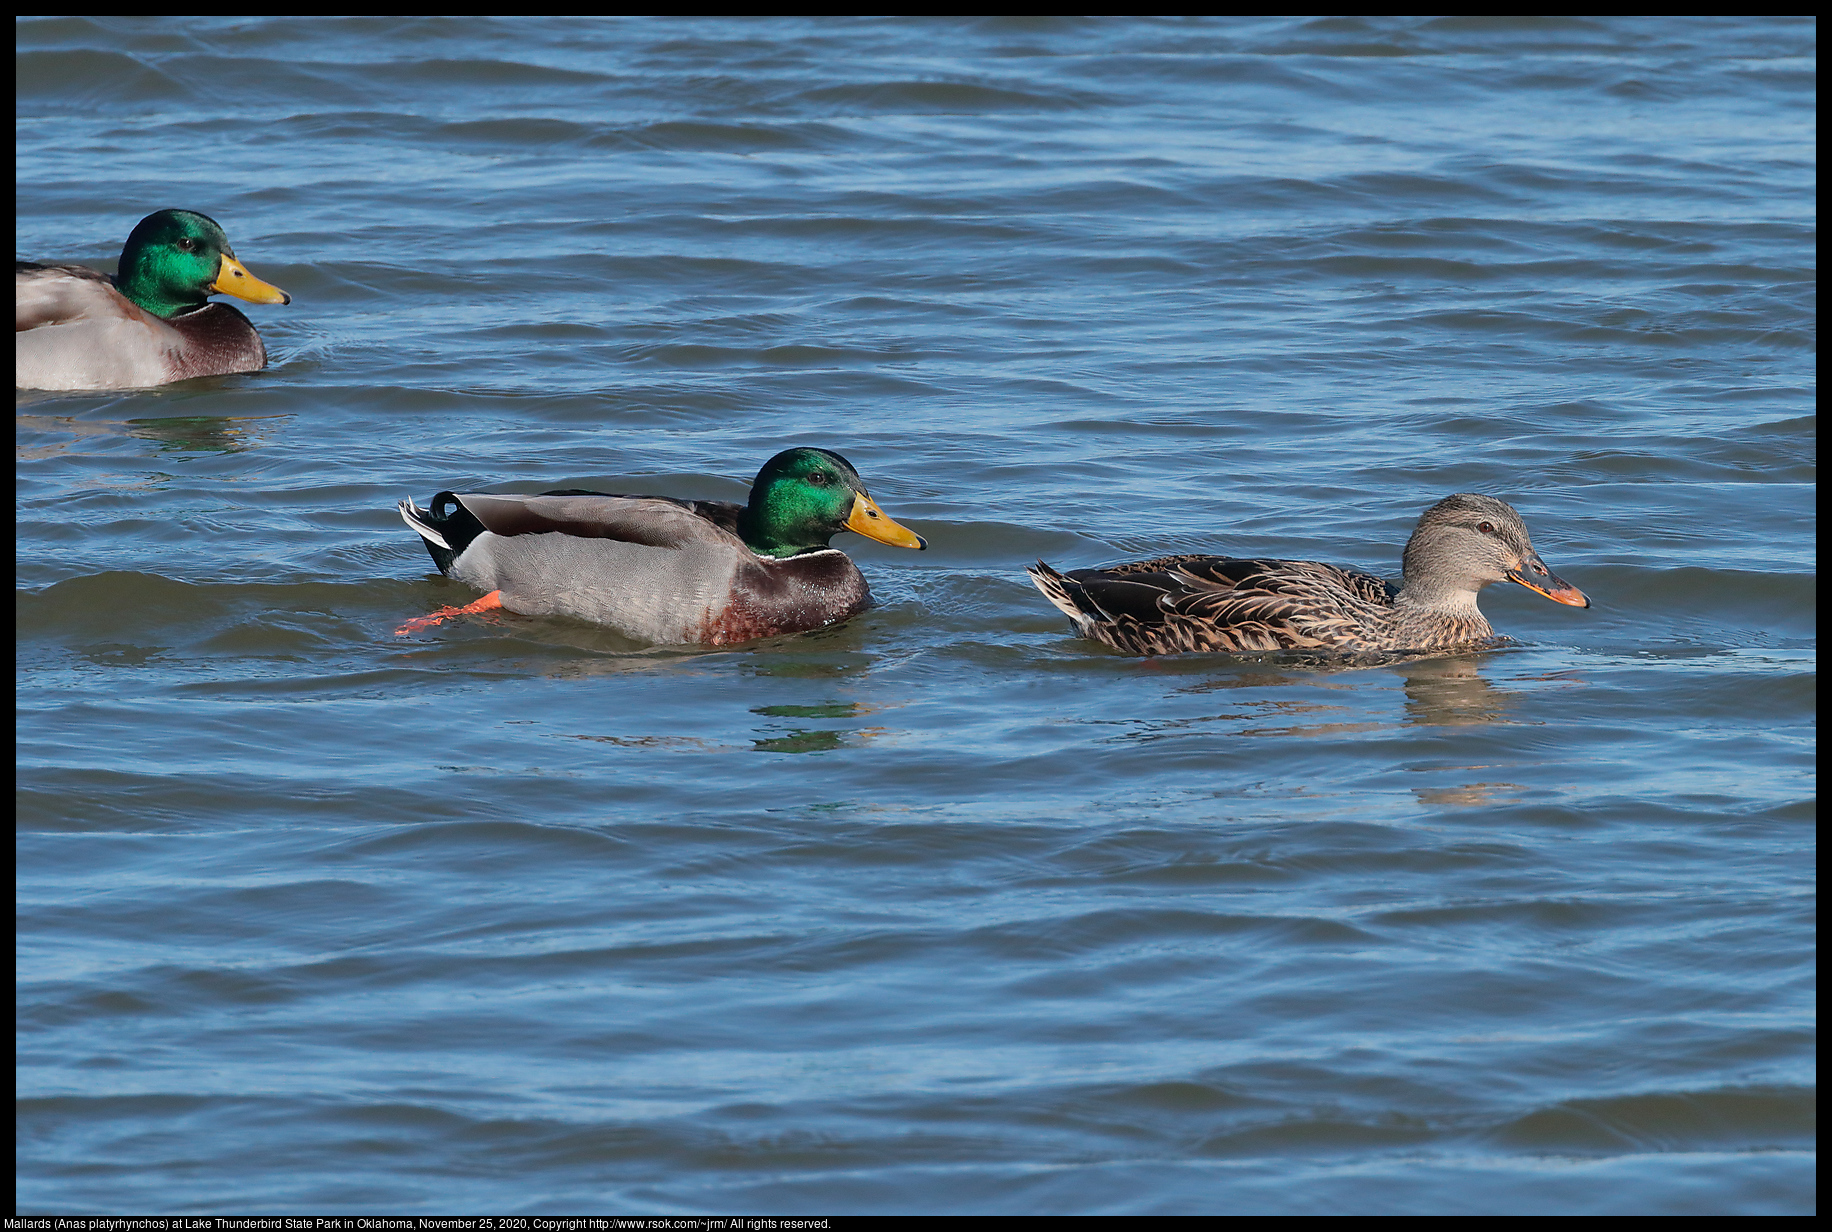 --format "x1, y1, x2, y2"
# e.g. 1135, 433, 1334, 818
1399, 493, 1590, 611
736, 447, 927, 560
